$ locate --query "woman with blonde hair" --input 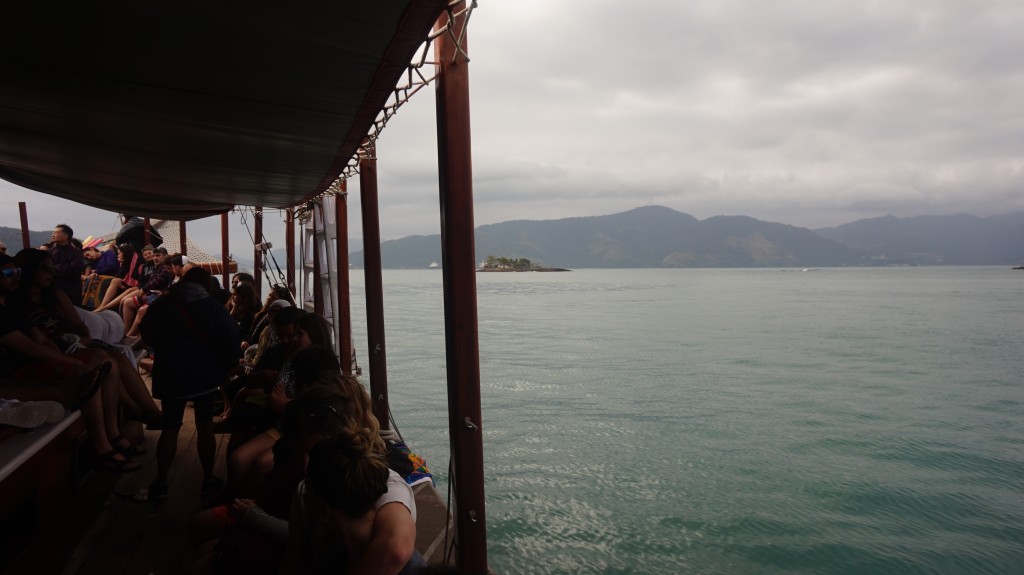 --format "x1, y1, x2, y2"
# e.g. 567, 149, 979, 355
284, 428, 423, 574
